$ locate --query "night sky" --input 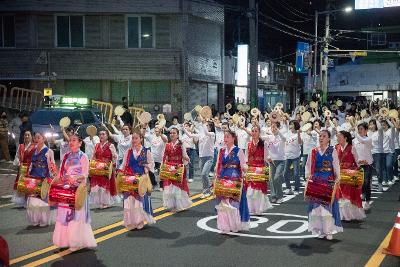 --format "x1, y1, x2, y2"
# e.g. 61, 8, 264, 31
222, 0, 400, 63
